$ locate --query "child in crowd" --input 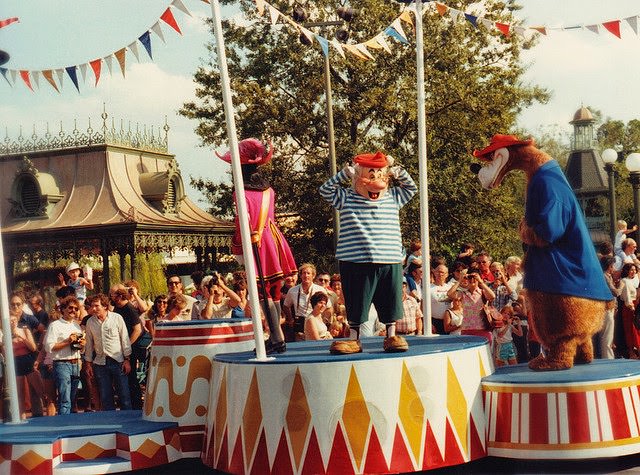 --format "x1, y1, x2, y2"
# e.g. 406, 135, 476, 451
443, 294, 464, 335
493, 305, 523, 367
57, 262, 93, 315
615, 220, 638, 256
404, 239, 422, 273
